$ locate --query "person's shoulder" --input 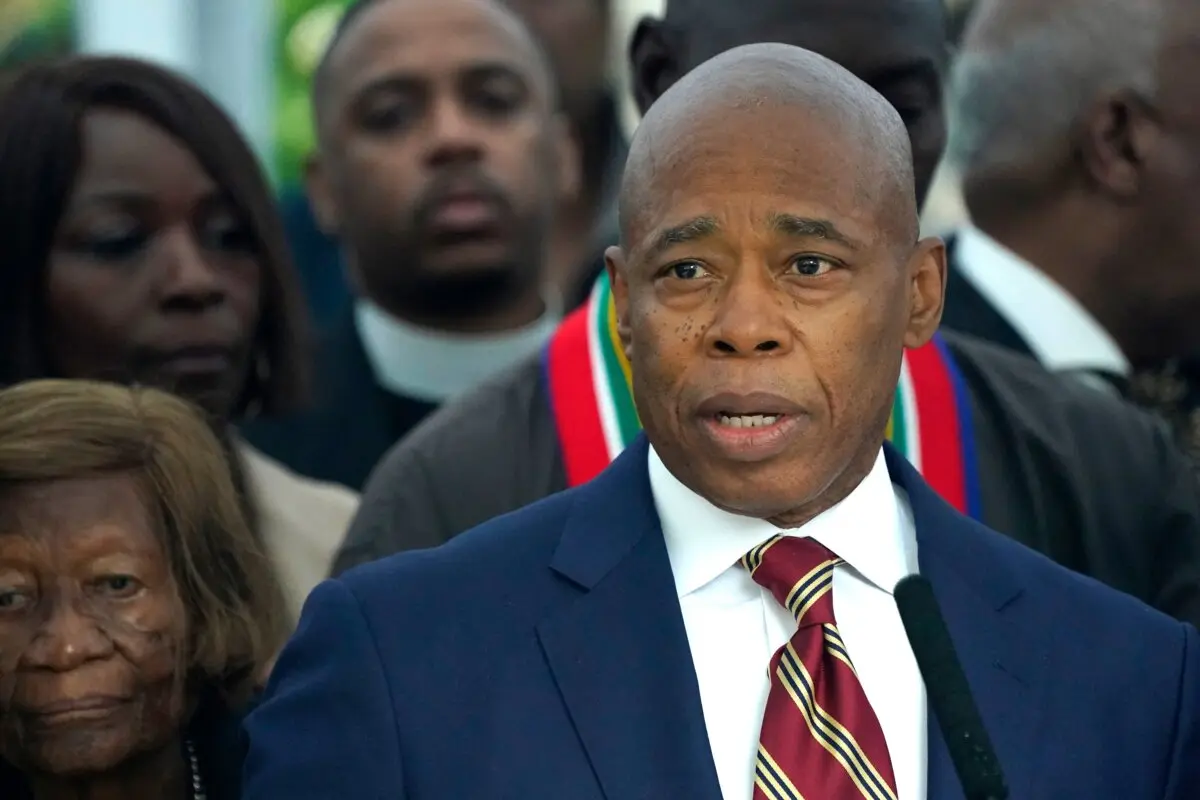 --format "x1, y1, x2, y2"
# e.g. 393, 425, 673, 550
239, 443, 360, 528
338, 481, 579, 611
388, 354, 548, 470
960, 509, 1188, 646
943, 330, 1170, 450
343, 352, 559, 552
